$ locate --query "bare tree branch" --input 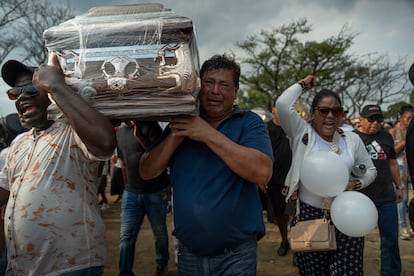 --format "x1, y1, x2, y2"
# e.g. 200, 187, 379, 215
236, 19, 408, 118
0, 0, 73, 65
